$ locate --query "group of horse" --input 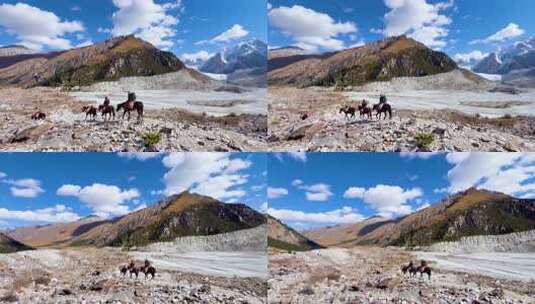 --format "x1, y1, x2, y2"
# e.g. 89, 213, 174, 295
82, 99, 144, 122
339, 100, 393, 121
401, 260, 432, 280
120, 259, 156, 280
